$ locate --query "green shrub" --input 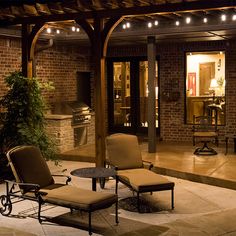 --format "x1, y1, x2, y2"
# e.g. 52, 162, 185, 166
0, 71, 57, 163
